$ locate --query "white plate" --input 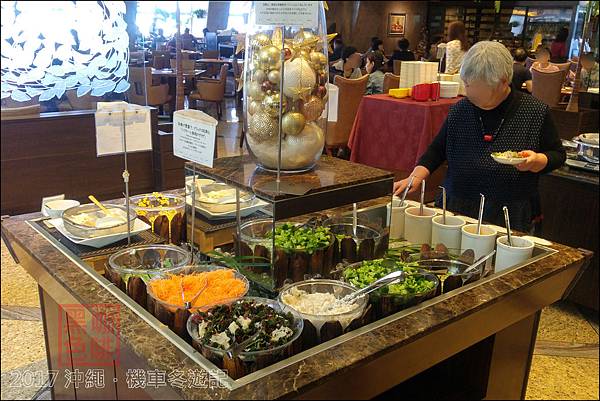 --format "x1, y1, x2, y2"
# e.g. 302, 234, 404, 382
491, 154, 527, 165
49, 218, 151, 248
186, 197, 269, 219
